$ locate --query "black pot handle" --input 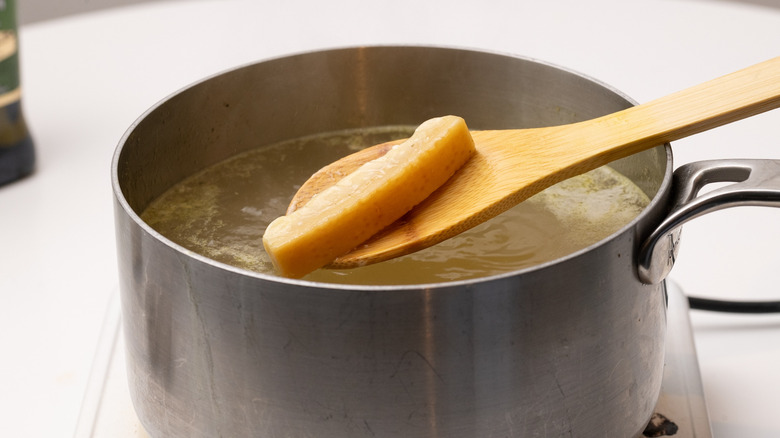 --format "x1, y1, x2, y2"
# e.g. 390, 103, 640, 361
638, 159, 780, 285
